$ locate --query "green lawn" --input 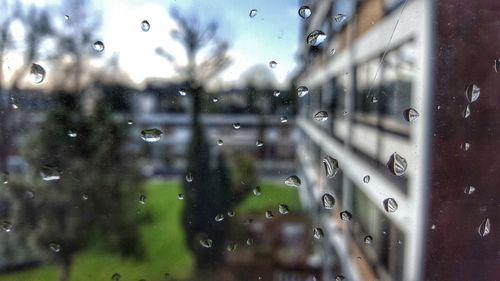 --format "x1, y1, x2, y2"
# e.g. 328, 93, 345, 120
0, 180, 300, 281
